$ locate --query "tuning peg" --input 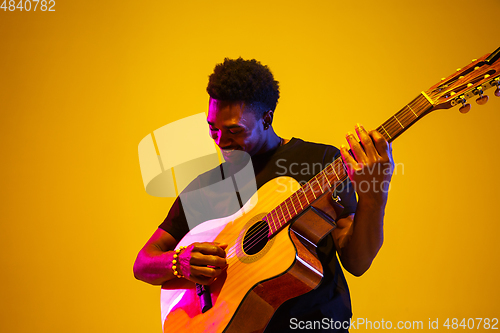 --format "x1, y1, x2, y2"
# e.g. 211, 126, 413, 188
458, 95, 471, 113
475, 87, 489, 105
495, 80, 500, 97
476, 95, 489, 105
459, 103, 471, 113
492, 78, 500, 97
